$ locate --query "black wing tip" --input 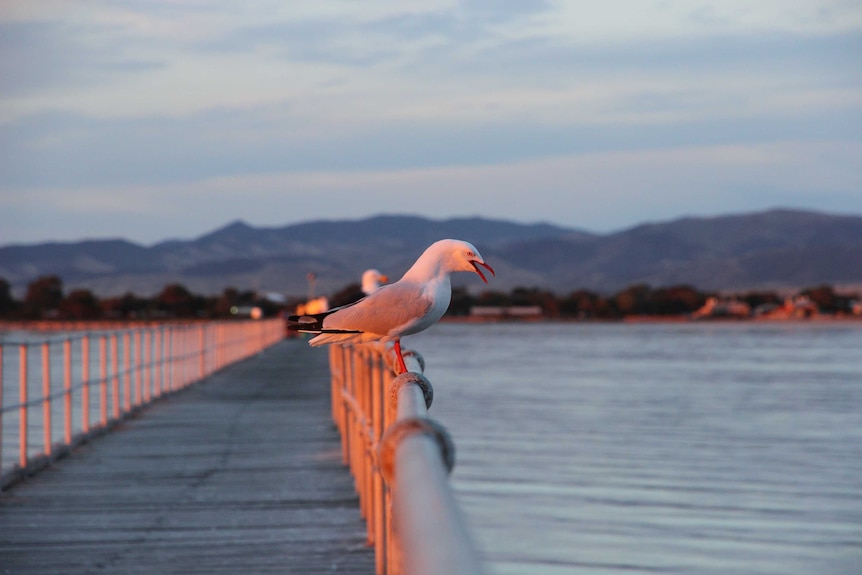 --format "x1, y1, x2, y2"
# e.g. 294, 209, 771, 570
318, 329, 363, 334
286, 314, 363, 335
